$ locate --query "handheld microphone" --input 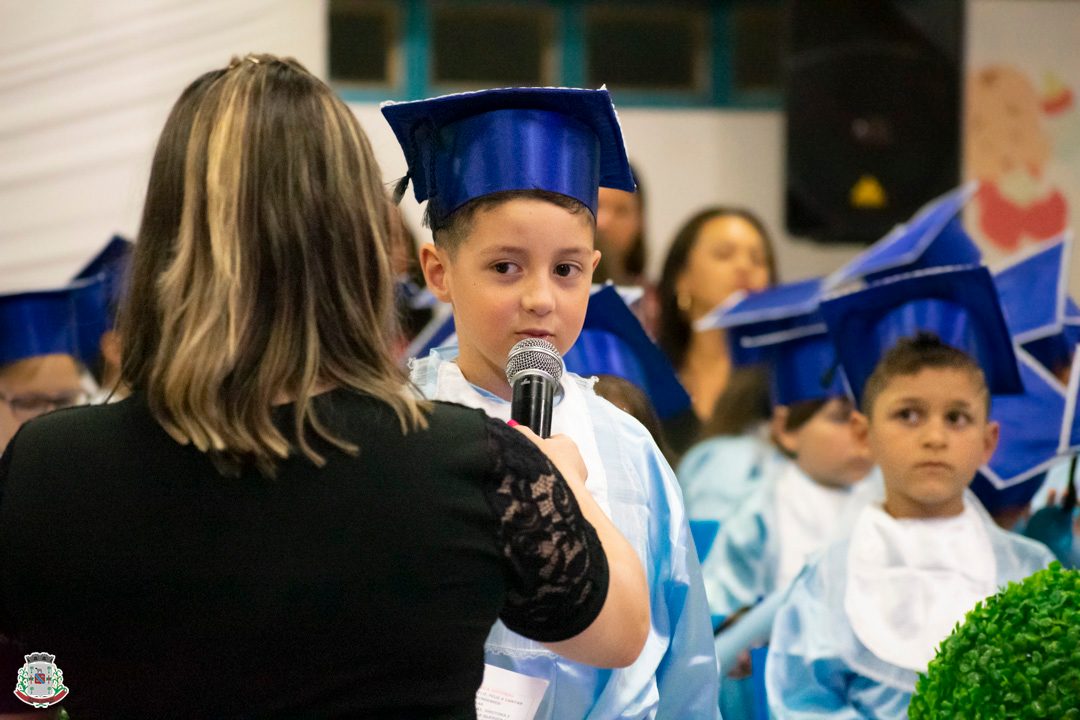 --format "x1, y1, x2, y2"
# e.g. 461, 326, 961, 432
505, 338, 564, 438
